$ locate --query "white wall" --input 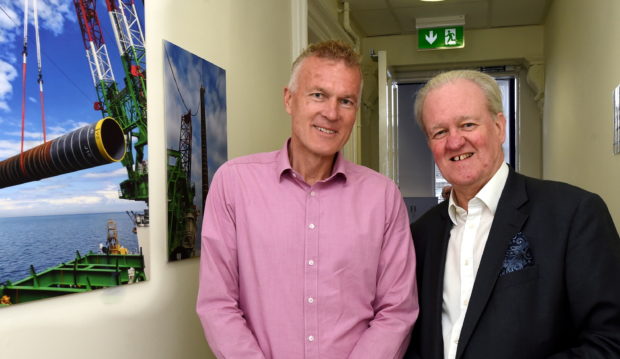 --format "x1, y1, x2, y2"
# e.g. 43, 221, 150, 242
544, 0, 620, 225
0, 1, 293, 358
